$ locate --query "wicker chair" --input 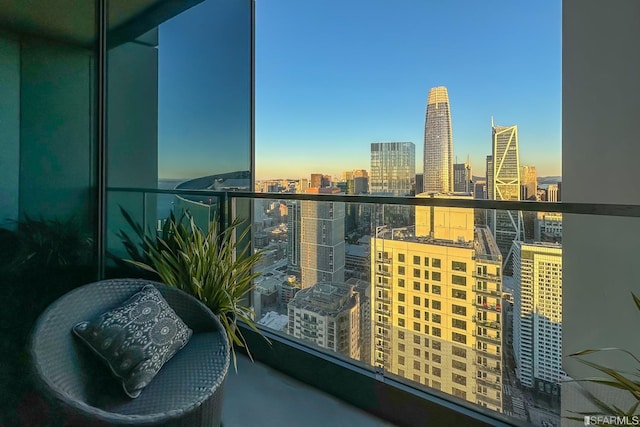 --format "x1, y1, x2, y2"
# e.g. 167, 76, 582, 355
30, 279, 230, 427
